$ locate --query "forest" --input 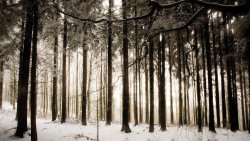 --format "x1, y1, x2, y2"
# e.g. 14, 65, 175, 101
0, 0, 250, 141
